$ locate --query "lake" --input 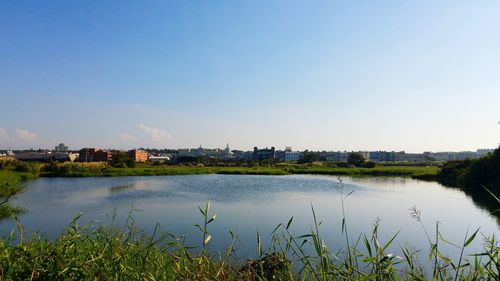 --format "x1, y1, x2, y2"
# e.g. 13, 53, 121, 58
1, 174, 498, 269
